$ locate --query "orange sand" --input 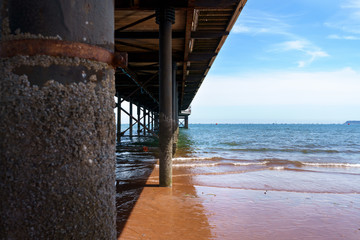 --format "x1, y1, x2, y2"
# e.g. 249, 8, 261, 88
117, 165, 360, 240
